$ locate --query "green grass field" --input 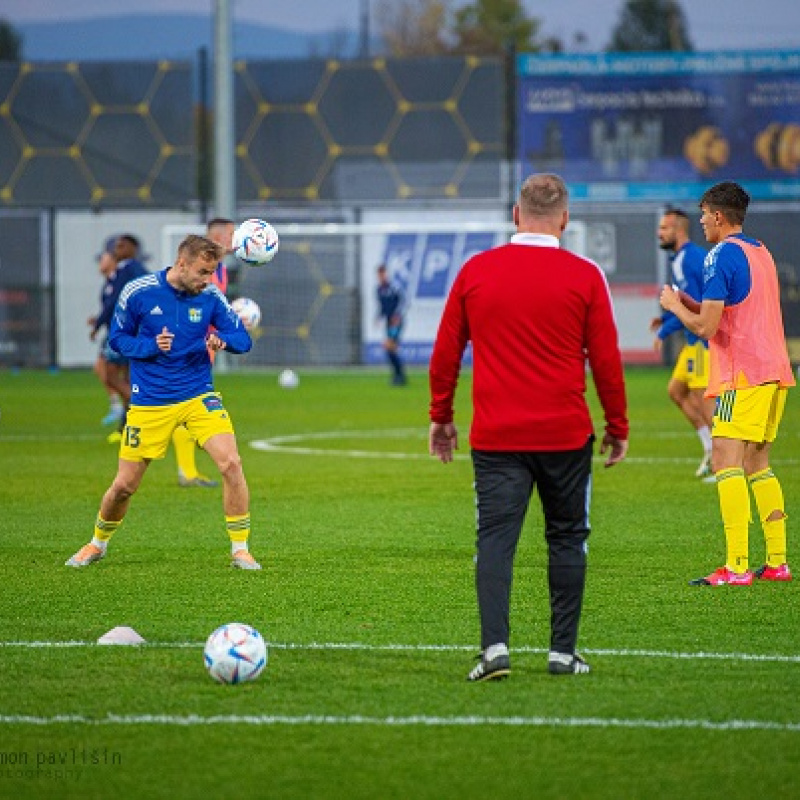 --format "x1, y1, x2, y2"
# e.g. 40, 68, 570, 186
0, 367, 798, 799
